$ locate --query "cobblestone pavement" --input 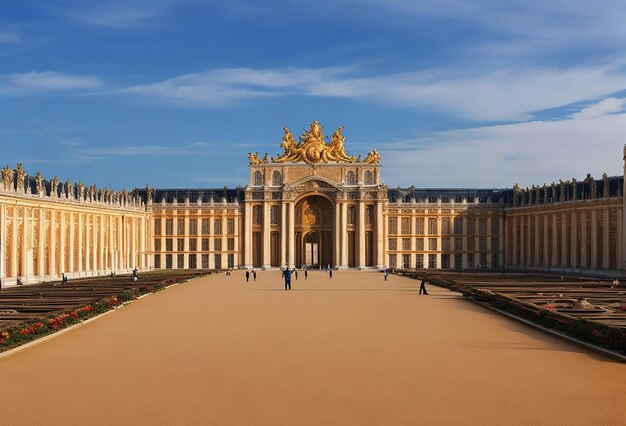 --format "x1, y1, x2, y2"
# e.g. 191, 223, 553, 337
0, 270, 624, 425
